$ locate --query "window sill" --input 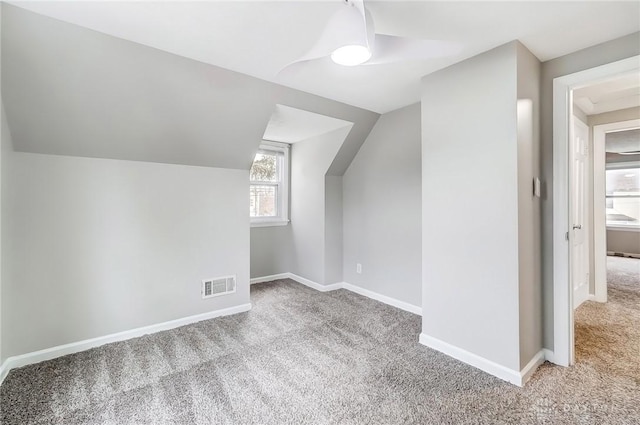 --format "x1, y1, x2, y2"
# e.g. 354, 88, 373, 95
607, 226, 640, 233
251, 219, 290, 228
